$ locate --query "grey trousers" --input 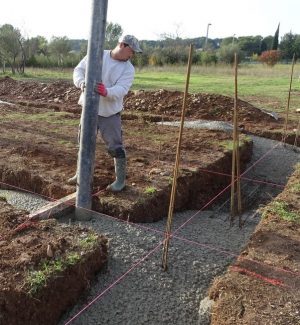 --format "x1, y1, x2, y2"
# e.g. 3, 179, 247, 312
77, 113, 125, 158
